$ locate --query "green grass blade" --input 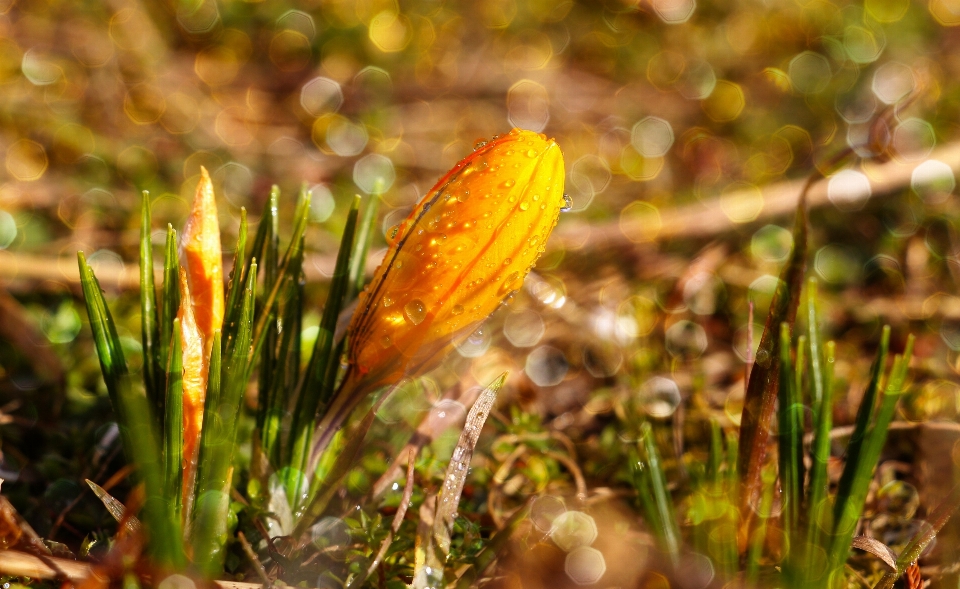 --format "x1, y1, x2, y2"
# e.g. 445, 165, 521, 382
159, 225, 180, 378
777, 323, 803, 549
140, 192, 162, 420
634, 422, 681, 563
833, 325, 890, 526
249, 189, 311, 359
159, 225, 179, 346
222, 208, 249, 355
806, 340, 835, 566
806, 278, 826, 418
256, 195, 280, 438
828, 335, 913, 581
347, 193, 380, 302
288, 196, 360, 501
261, 237, 305, 466
191, 263, 256, 577
164, 319, 184, 529
78, 253, 184, 568
738, 196, 807, 521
